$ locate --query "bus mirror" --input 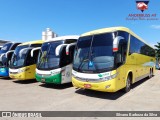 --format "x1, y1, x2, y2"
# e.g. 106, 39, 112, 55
116, 53, 122, 64
8, 61, 10, 66
0, 53, 5, 61
113, 36, 124, 52
5, 50, 14, 58
55, 44, 67, 56
19, 48, 32, 58
31, 47, 41, 57
66, 43, 76, 55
